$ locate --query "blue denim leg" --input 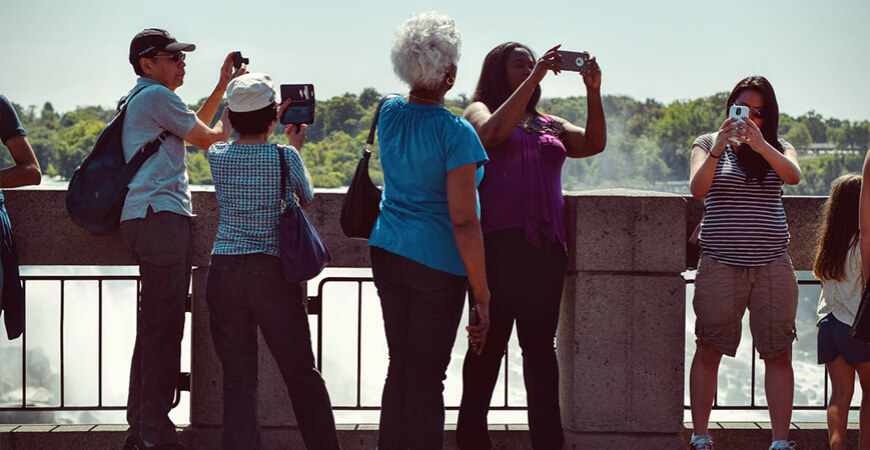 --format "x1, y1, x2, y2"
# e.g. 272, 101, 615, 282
371, 246, 467, 450
206, 253, 339, 450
